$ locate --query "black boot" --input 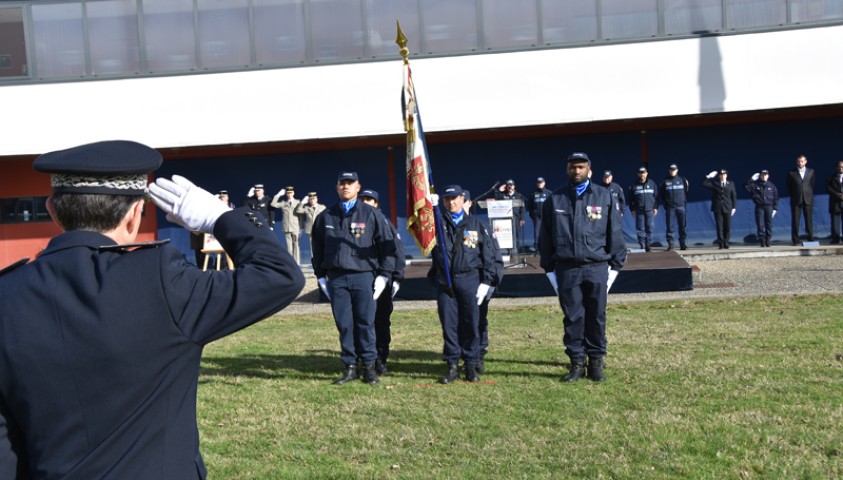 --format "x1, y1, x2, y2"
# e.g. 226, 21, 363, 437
375, 357, 388, 375
587, 357, 606, 382
362, 363, 379, 385
645, 243, 651, 252
680, 242, 688, 251
476, 357, 485, 373
439, 364, 460, 384
561, 361, 585, 382
333, 365, 358, 385
464, 364, 480, 383
666, 243, 674, 251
